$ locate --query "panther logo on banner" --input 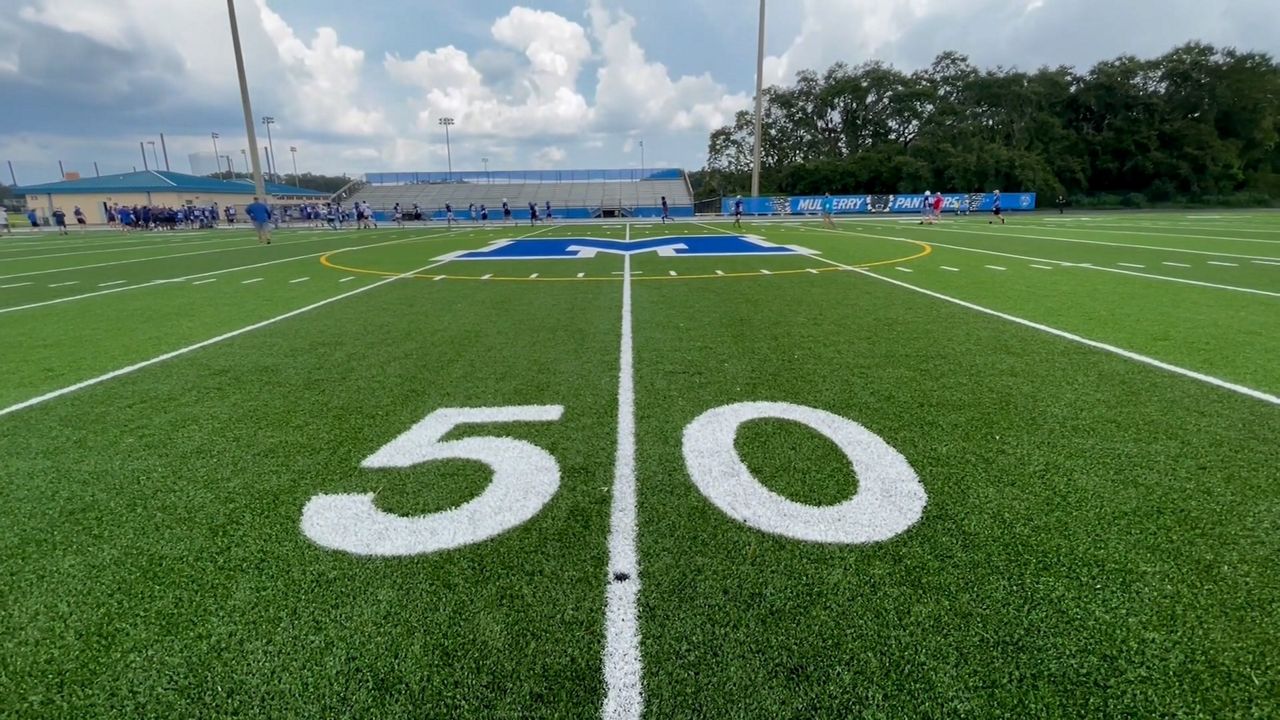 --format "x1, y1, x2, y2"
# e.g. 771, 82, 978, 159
866, 195, 894, 213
